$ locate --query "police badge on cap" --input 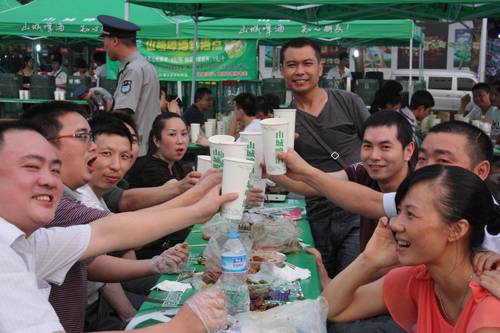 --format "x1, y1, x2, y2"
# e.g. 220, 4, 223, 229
97, 15, 140, 38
